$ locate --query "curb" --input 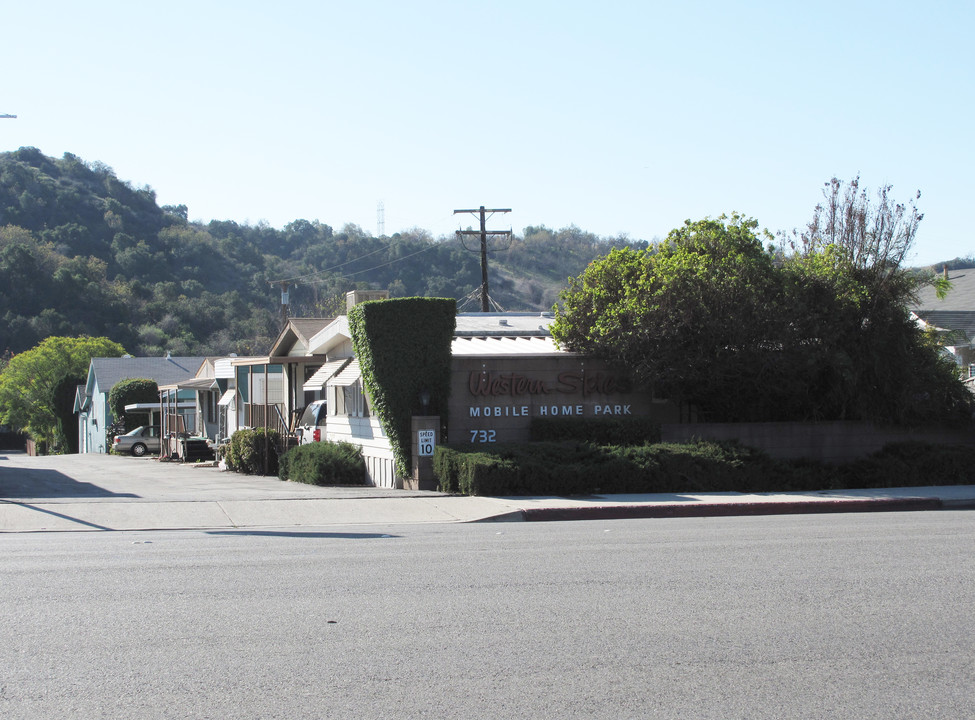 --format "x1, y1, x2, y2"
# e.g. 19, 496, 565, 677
488, 497, 947, 523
